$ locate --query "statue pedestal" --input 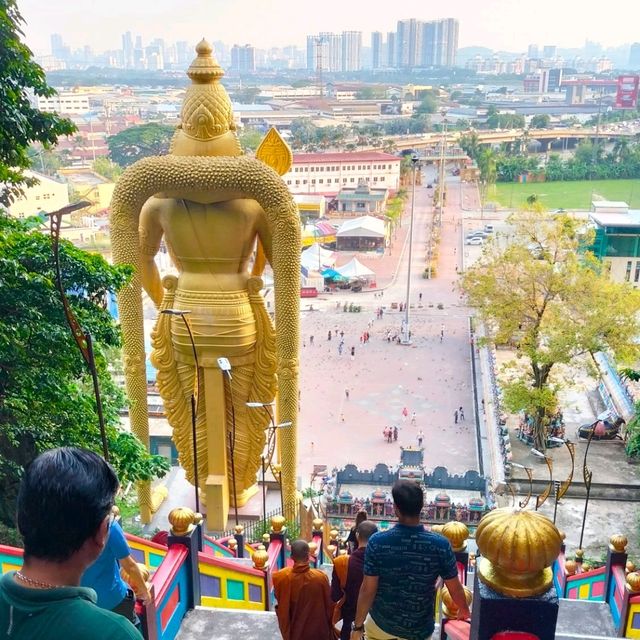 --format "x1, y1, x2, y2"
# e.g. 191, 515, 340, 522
205, 474, 229, 531
470, 574, 559, 640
